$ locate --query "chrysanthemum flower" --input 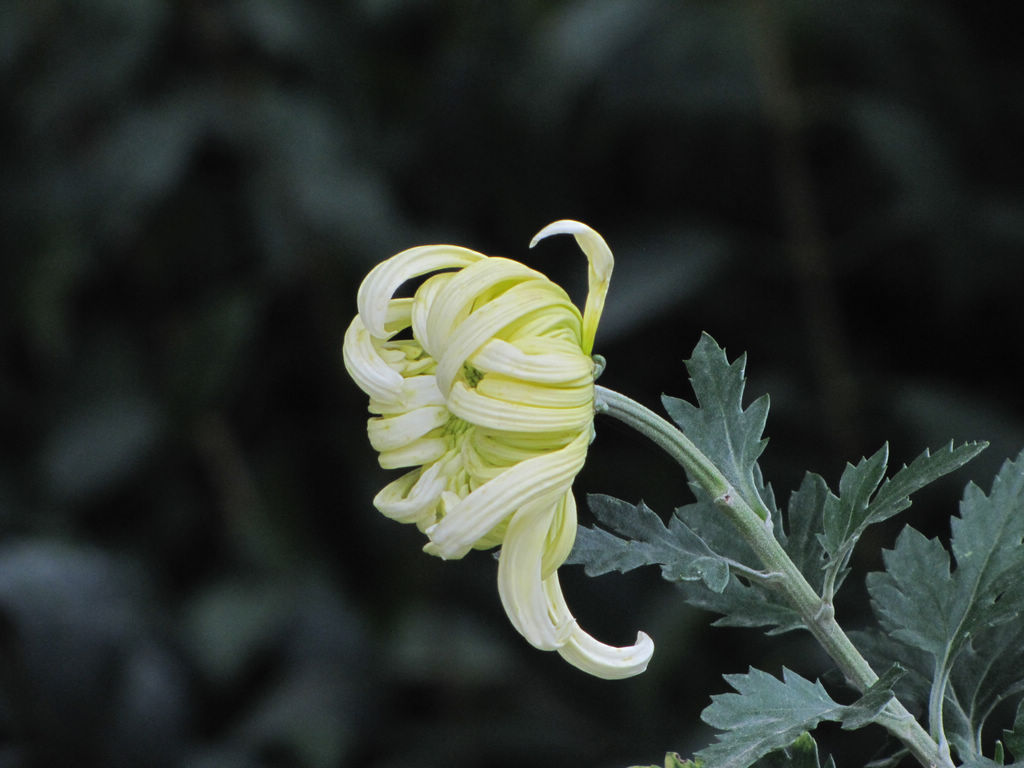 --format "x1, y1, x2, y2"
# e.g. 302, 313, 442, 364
342, 220, 653, 679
